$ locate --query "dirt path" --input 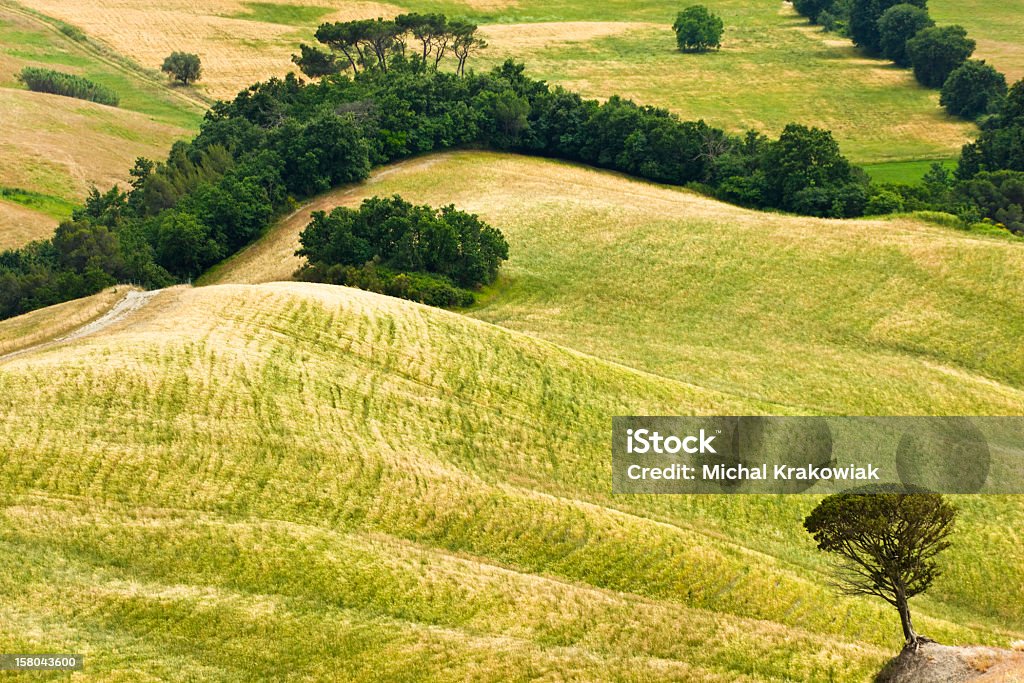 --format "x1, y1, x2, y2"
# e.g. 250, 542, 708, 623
0, 289, 161, 364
